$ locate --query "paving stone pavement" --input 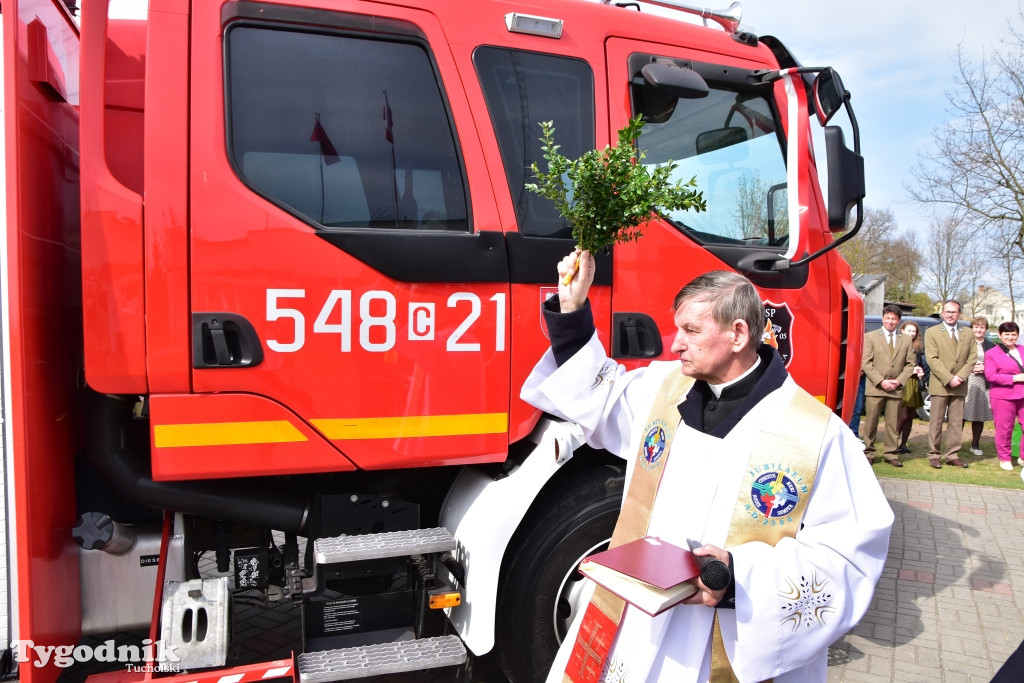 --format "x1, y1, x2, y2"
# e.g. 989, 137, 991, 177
826, 478, 1024, 683
57, 477, 1024, 682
